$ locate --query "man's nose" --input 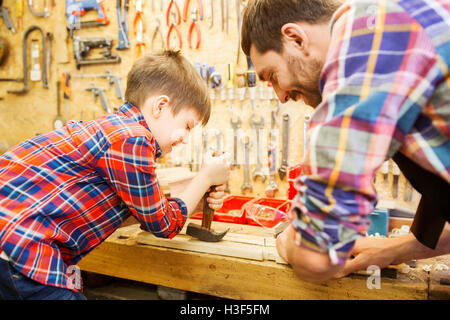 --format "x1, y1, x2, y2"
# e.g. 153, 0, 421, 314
273, 86, 290, 103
